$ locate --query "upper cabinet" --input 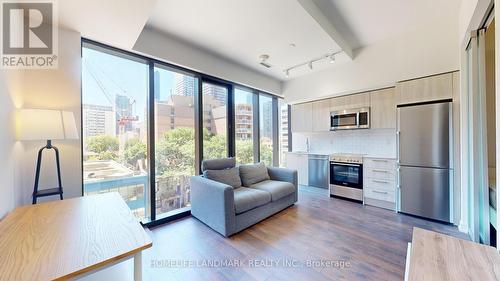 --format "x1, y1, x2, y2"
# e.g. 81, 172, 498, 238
330, 93, 369, 111
370, 88, 396, 129
291, 102, 313, 132
312, 99, 331, 132
395, 72, 453, 105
